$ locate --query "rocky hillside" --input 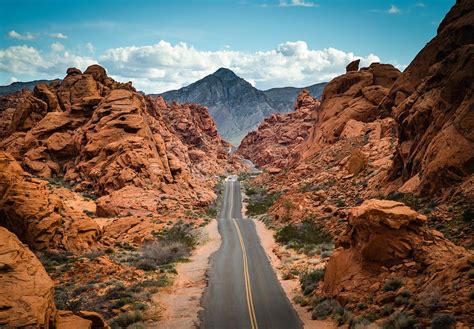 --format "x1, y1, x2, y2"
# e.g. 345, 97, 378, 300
237, 90, 320, 169
158, 68, 325, 145
0, 79, 58, 96
240, 0, 473, 326
0, 64, 244, 327
262, 82, 327, 113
